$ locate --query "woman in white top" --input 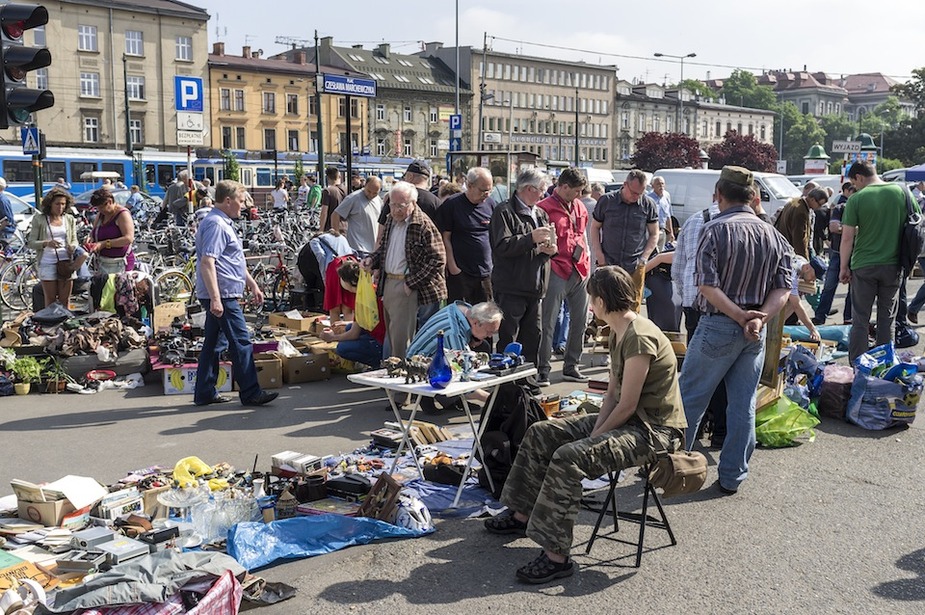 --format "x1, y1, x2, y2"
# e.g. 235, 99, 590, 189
28, 188, 86, 307
270, 179, 289, 211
